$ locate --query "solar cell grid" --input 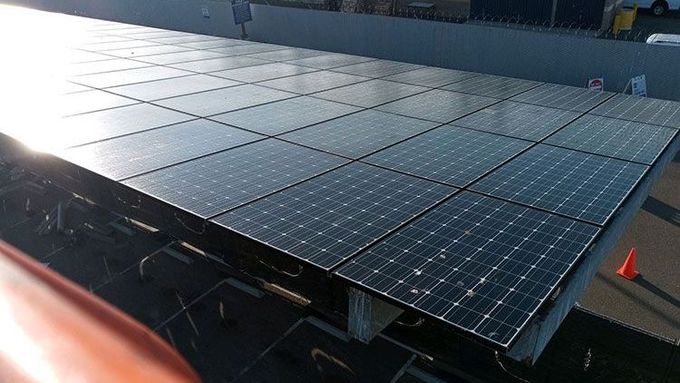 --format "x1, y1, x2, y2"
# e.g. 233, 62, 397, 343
62, 119, 263, 181
210, 97, 361, 136
213, 163, 455, 269
136, 50, 228, 65
246, 48, 328, 62
376, 89, 498, 123
471, 144, 649, 225
590, 94, 680, 128
211, 62, 318, 83
7, 103, 194, 150
279, 110, 438, 159
208, 43, 288, 57
510, 83, 614, 112
545, 115, 677, 165
104, 44, 192, 58
442, 74, 542, 99
107, 74, 241, 101
71, 66, 192, 88
153, 84, 296, 117
332, 60, 423, 78
313, 80, 428, 108
285, 54, 376, 70
336, 191, 600, 348
257, 71, 370, 95
169, 56, 269, 73
452, 101, 581, 141
123, 139, 348, 218
382, 67, 479, 88
364, 126, 532, 187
